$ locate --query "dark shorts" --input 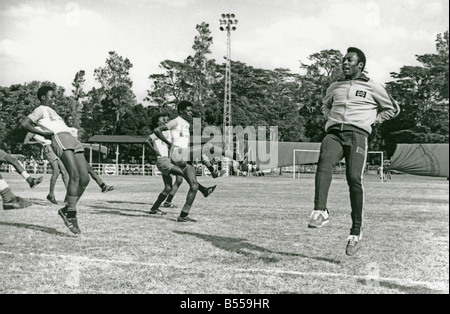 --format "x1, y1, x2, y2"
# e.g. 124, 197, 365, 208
156, 157, 174, 176
51, 132, 85, 158
0, 149, 8, 162
43, 145, 59, 163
